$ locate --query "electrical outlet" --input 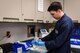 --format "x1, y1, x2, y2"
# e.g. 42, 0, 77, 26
6, 31, 11, 38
